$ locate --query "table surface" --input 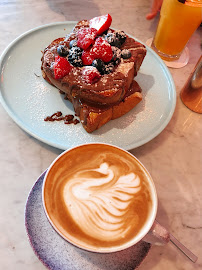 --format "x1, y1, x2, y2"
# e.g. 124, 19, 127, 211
0, 0, 202, 269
